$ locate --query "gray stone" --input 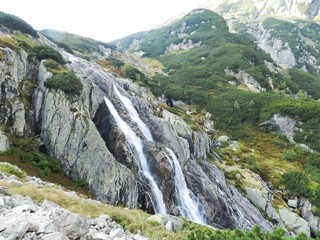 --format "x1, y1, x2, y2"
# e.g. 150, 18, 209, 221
90, 232, 111, 240
165, 221, 174, 232
11, 101, 26, 137
217, 135, 229, 142
50, 205, 89, 239
109, 227, 125, 238
288, 199, 298, 208
12, 204, 38, 213
300, 199, 320, 234
41, 232, 70, 240
279, 208, 310, 236
265, 114, 297, 144
6, 178, 23, 187
225, 69, 266, 92
147, 214, 183, 231
0, 130, 10, 152
38, 221, 58, 234
0, 220, 30, 240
